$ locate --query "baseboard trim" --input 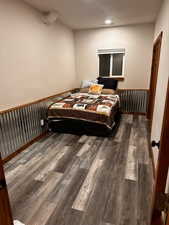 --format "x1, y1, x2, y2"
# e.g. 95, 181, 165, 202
2, 132, 48, 164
